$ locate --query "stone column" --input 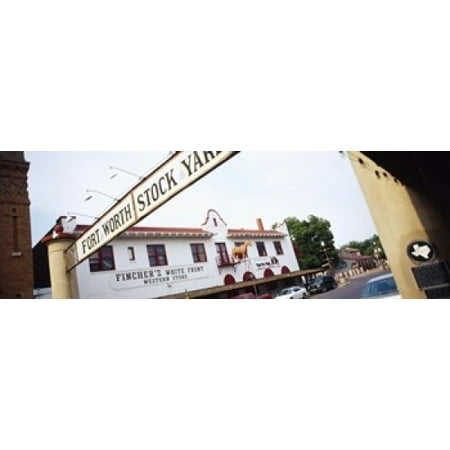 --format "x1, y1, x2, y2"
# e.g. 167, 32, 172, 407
347, 151, 450, 299
42, 226, 78, 299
